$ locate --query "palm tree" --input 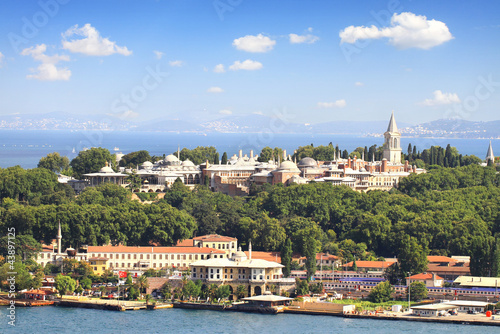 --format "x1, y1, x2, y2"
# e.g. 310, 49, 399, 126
208, 284, 218, 302
236, 285, 246, 300
137, 275, 149, 297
